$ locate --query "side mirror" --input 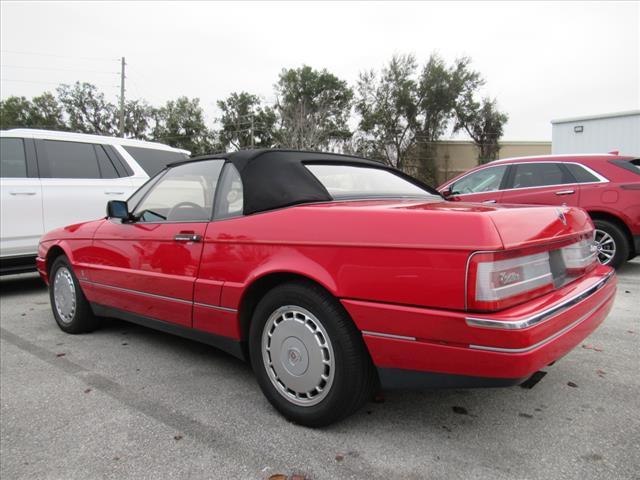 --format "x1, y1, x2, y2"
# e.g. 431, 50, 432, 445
441, 187, 453, 198
106, 200, 131, 220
